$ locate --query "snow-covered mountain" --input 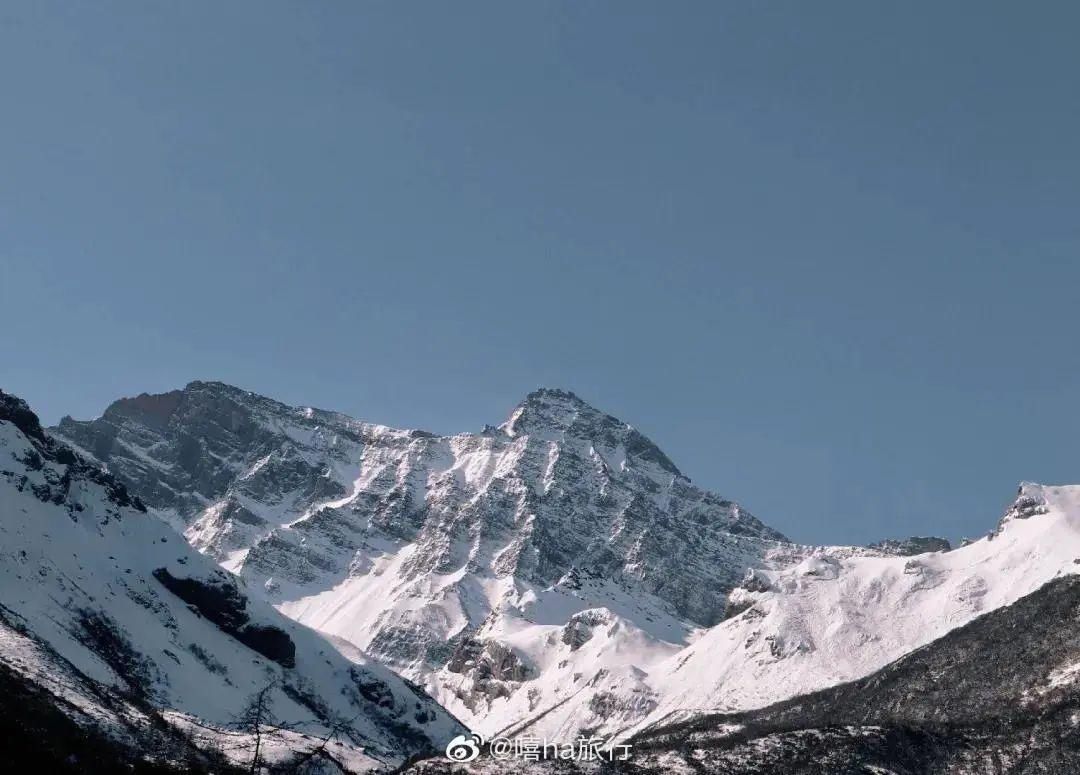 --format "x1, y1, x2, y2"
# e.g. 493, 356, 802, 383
0, 390, 465, 772
53, 382, 794, 738
51, 381, 1080, 749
